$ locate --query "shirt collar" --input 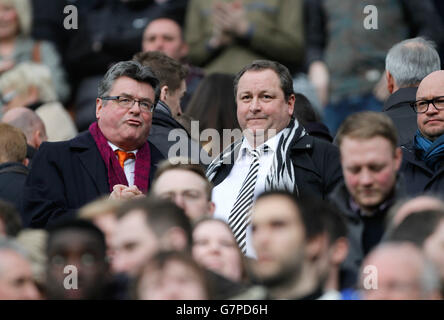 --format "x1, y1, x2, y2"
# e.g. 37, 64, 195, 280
107, 141, 138, 155
237, 130, 284, 160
